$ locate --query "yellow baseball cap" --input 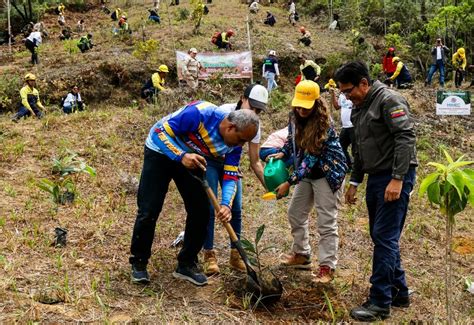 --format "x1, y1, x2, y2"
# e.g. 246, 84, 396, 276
291, 80, 320, 109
